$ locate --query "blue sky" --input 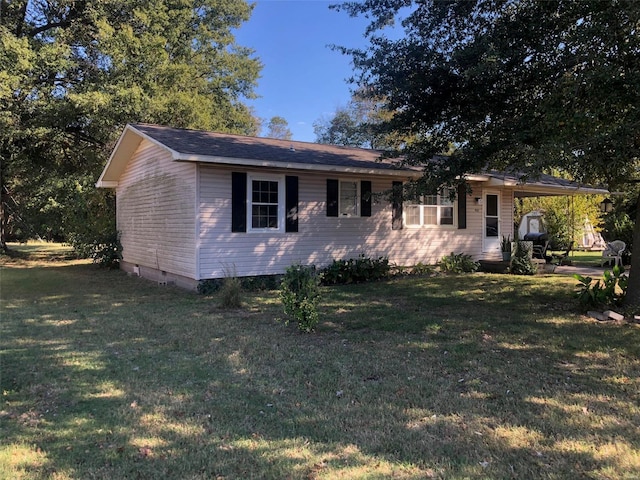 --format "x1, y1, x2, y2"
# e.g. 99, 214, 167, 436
234, 0, 372, 142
